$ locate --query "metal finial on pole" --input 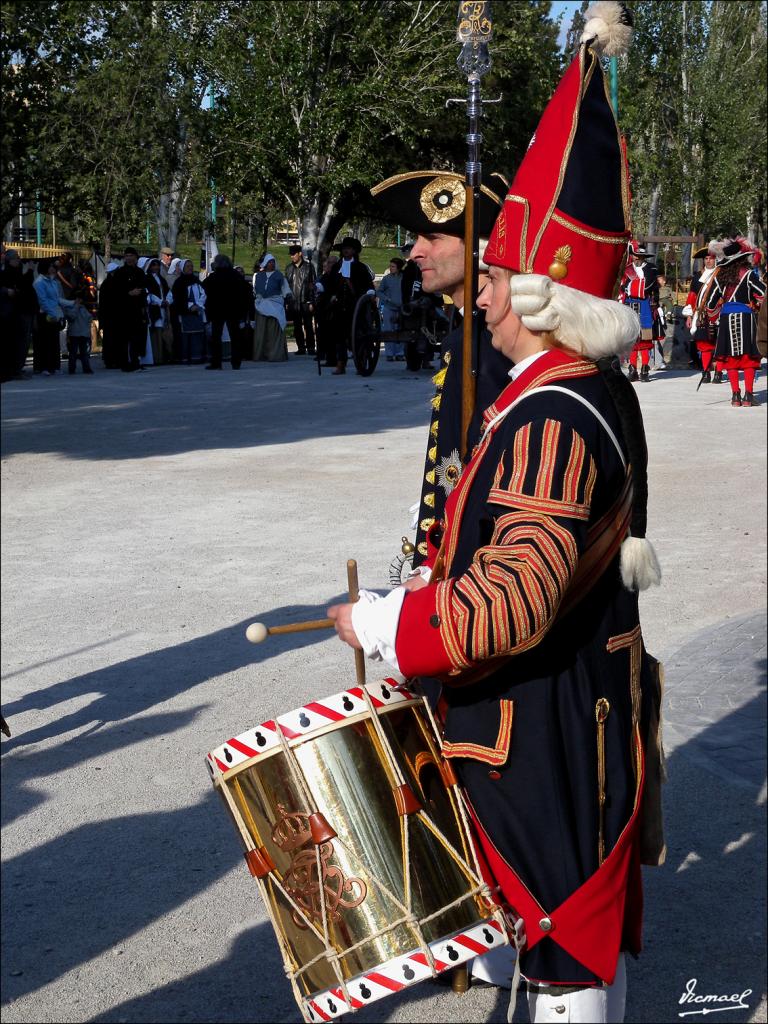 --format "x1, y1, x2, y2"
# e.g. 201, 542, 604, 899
455, 1, 494, 459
